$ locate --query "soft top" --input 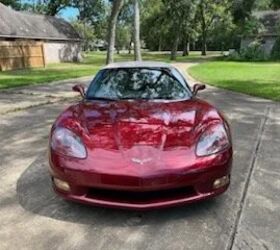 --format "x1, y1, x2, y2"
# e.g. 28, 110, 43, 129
103, 61, 174, 70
